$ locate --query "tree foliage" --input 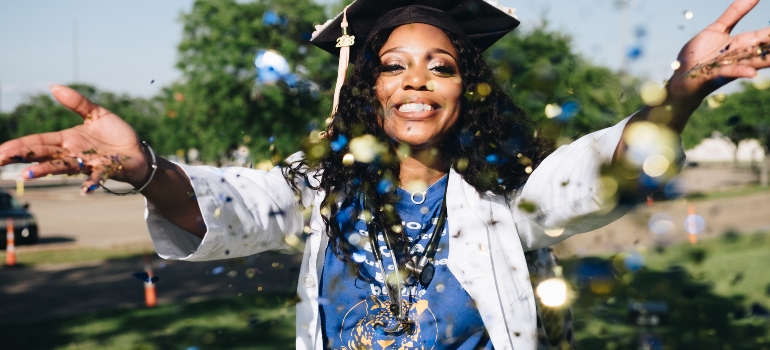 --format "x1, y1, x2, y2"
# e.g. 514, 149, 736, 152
0, 84, 162, 146
685, 83, 770, 151
486, 25, 644, 143
158, 0, 337, 164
